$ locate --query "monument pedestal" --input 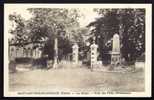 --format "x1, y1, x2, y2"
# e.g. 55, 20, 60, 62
111, 52, 121, 66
